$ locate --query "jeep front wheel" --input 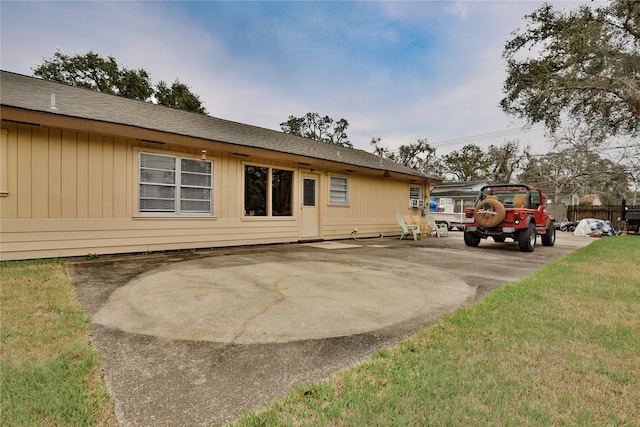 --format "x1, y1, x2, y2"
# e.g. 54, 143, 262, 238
464, 231, 481, 247
518, 223, 536, 252
542, 224, 556, 246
